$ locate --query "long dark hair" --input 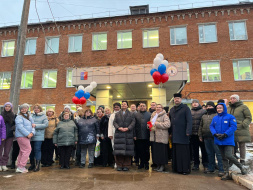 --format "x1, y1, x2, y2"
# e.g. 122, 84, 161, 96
19, 112, 30, 120
1, 106, 15, 124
